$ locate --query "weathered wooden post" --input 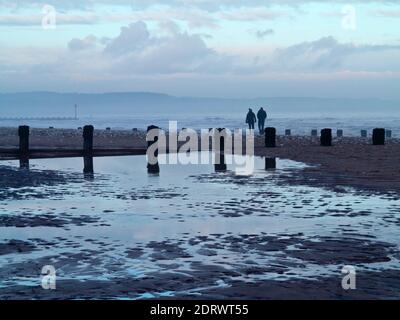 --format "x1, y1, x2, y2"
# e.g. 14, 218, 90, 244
18, 125, 30, 155
265, 127, 276, 148
373, 128, 385, 145
361, 130, 367, 138
214, 128, 227, 172
83, 125, 94, 155
321, 128, 332, 146
337, 129, 343, 137
18, 125, 30, 169
82, 125, 94, 174
265, 157, 276, 170
147, 125, 160, 173
386, 130, 392, 138
285, 129, 291, 136
311, 129, 318, 137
